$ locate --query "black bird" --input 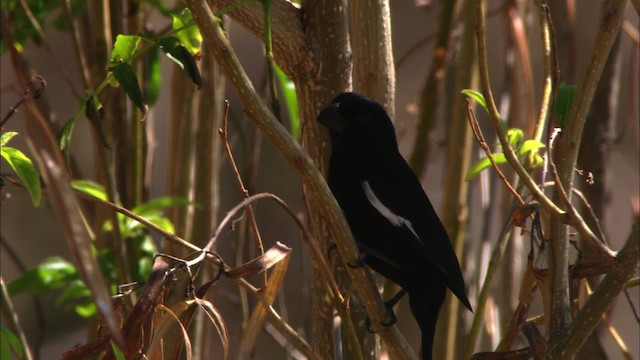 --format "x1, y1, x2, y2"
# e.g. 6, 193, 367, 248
317, 92, 472, 359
